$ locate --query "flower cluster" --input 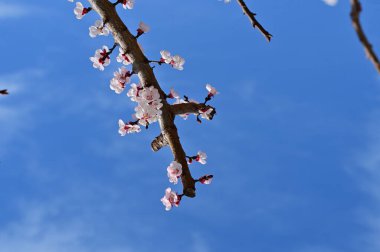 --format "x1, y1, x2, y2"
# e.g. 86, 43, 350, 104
110, 67, 133, 94
160, 50, 185, 70
70, 0, 217, 212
